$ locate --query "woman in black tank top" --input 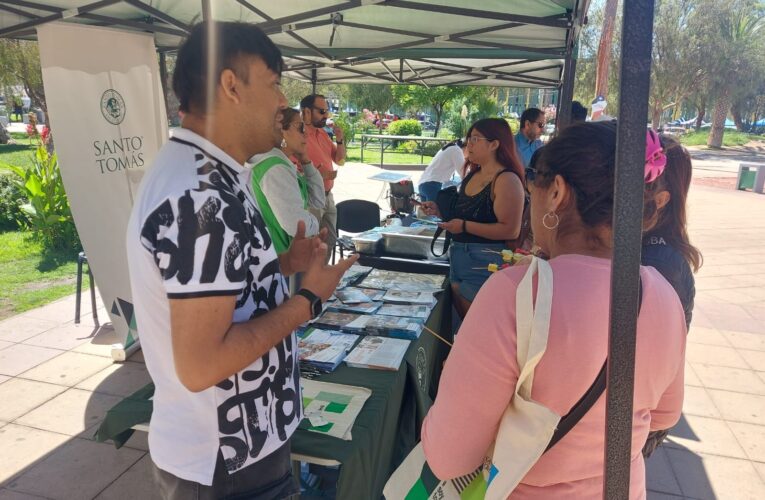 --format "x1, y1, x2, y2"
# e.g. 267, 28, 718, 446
422, 118, 527, 317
